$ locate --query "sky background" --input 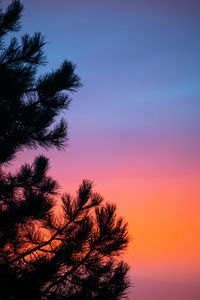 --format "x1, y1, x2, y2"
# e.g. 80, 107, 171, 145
5, 0, 200, 299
